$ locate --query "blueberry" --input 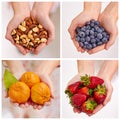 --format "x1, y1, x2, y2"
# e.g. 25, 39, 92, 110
102, 37, 108, 43
86, 44, 93, 50
91, 28, 95, 32
75, 35, 80, 42
83, 45, 87, 49
86, 21, 91, 25
106, 34, 110, 39
90, 23, 94, 27
97, 33, 103, 39
76, 27, 81, 33
102, 32, 107, 37
84, 41, 89, 45
78, 31, 85, 37
90, 30, 94, 35
90, 19, 96, 23
100, 27, 105, 32
80, 38, 85, 42
79, 42, 84, 47
95, 38, 100, 42
81, 26, 86, 32
85, 30, 90, 35
97, 42, 103, 46
94, 21, 100, 25
85, 36, 90, 42
86, 25, 91, 30
91, 38, 96, 43
92, 43, 97, 48
90, 35, 94, 39
94, 32, 97, 37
